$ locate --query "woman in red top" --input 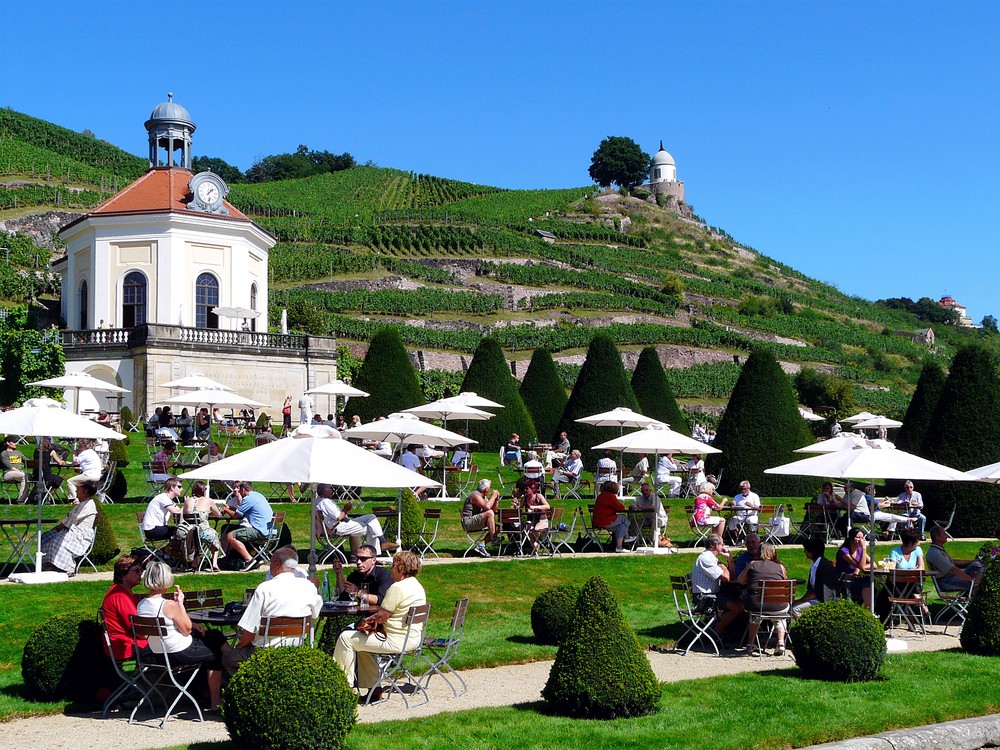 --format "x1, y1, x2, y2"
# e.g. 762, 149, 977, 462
101, 555, 147, 661
593, 481, 632, 553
